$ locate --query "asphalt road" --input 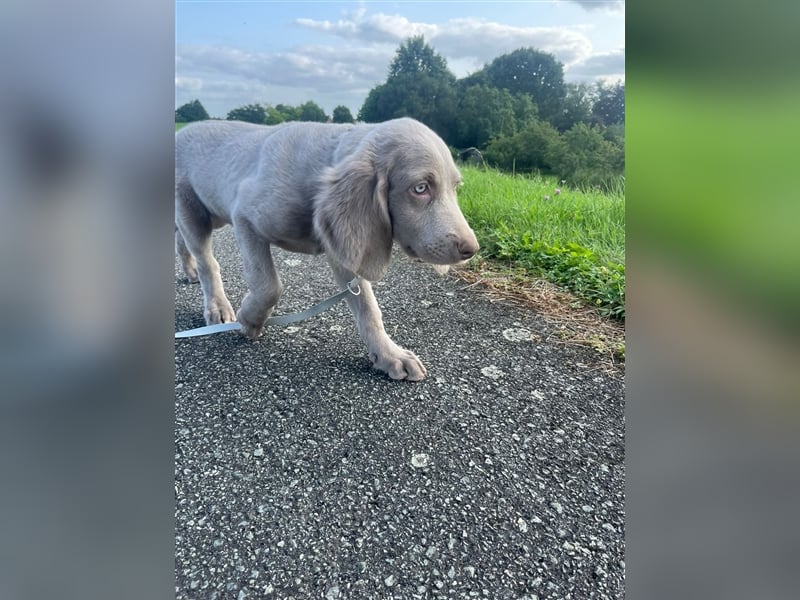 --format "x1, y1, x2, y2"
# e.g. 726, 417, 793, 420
175, 228, 625, 599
